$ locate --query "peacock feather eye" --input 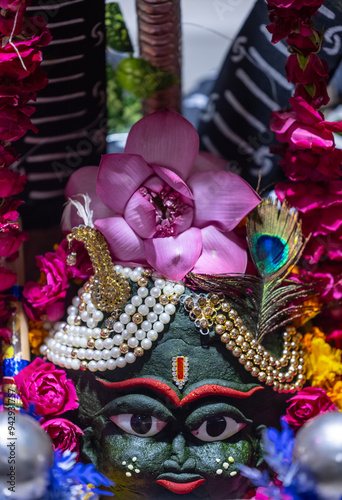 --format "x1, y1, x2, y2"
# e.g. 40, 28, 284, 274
252, 233, 289, 276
